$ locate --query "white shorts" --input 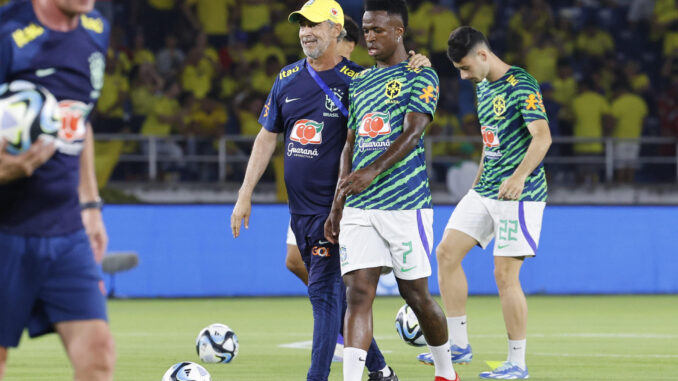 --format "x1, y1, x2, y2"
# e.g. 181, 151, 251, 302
339, 207, 433, 280
446, 190, 545, 257
286, 222, 297, 246
614, 141, 640, 169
